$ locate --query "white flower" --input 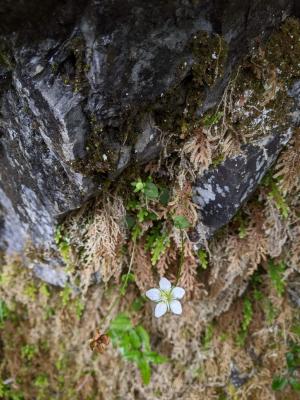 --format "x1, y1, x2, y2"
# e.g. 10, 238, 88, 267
145, 277, 185, 318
